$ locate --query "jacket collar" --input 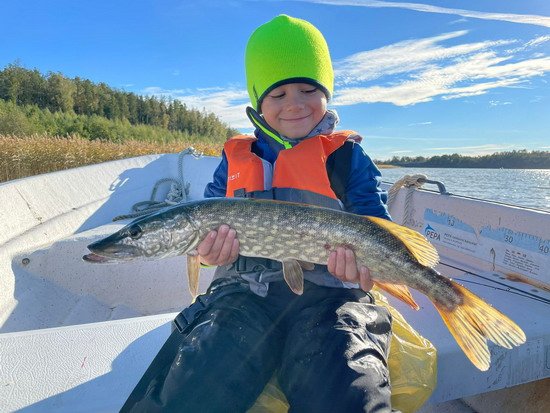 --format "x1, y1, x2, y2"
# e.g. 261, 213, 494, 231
246, 107, 340, 150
